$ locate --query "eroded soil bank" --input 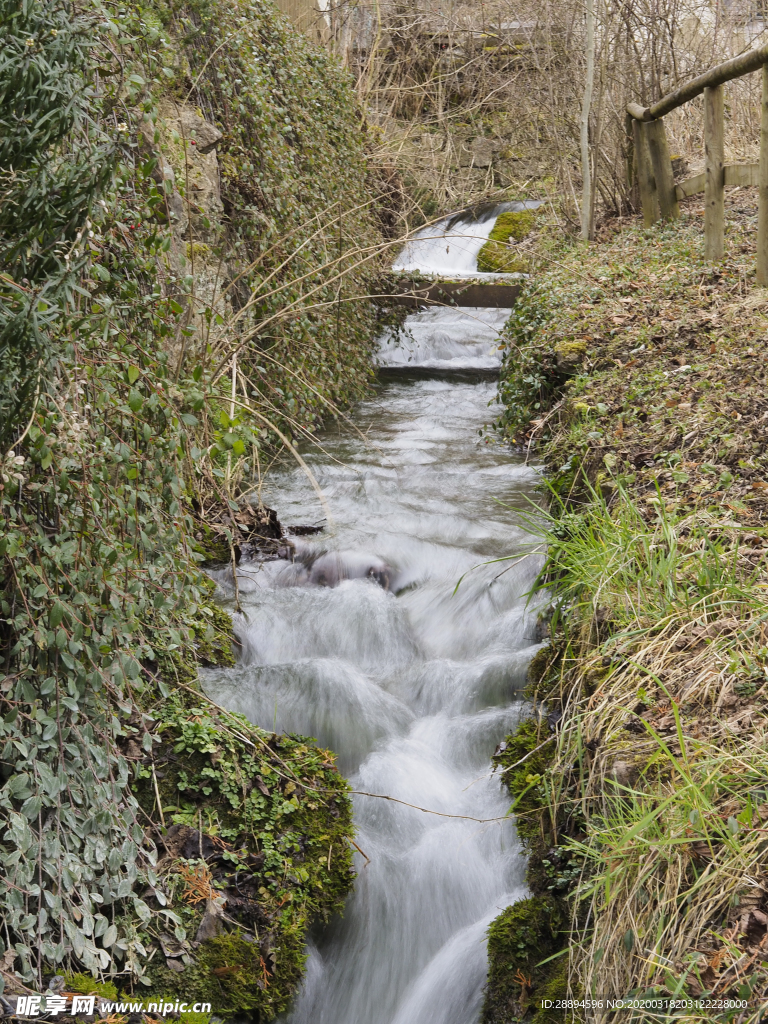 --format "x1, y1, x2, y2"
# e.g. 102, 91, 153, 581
483, 190, 768, 1023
